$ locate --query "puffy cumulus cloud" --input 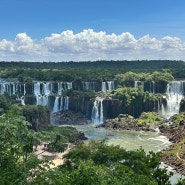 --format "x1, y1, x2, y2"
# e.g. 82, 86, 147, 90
0, 39, 14, 52
0, 29, 185, 61
0, 33, 42, 60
